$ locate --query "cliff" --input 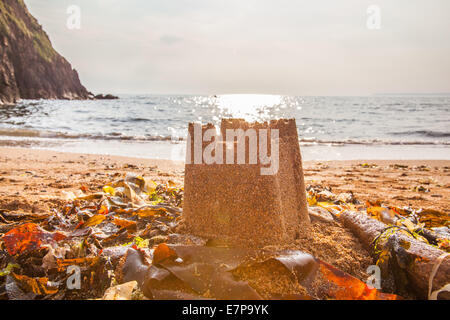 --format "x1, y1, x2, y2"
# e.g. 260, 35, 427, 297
0, 0, 90, 104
